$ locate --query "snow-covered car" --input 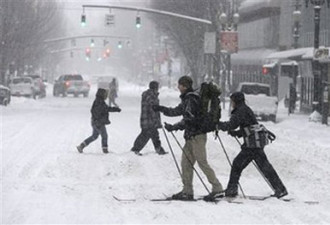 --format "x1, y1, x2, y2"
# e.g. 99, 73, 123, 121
236, 82, 278, 122
9, 77, 36, 98
25, 75, 46, 98
0, 85, 11, 106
